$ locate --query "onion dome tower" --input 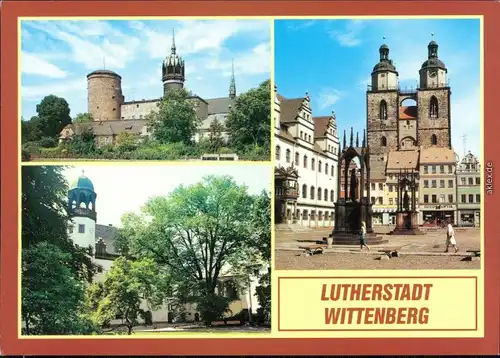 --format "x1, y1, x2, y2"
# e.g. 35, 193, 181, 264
419, 36, 448, 89
68, 170, 97, 254
162, 29, 185, 96
370, 41, 399, 91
